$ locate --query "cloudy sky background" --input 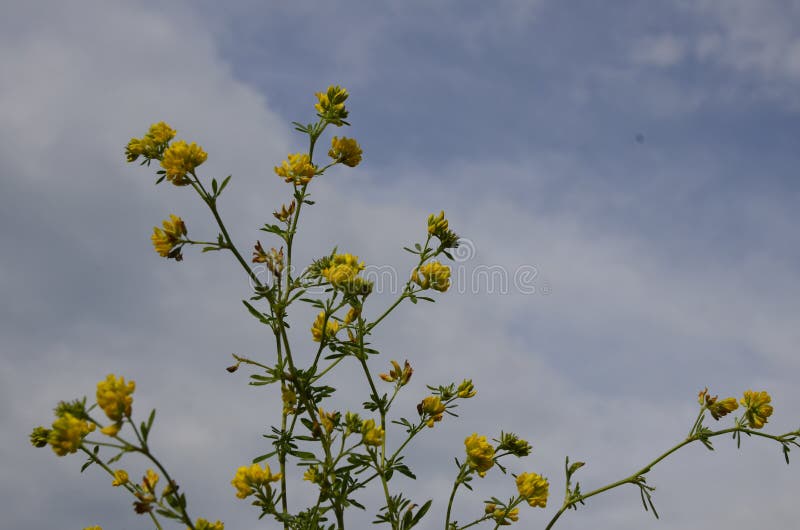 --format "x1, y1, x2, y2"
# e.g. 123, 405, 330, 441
2, 0, 799, 528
